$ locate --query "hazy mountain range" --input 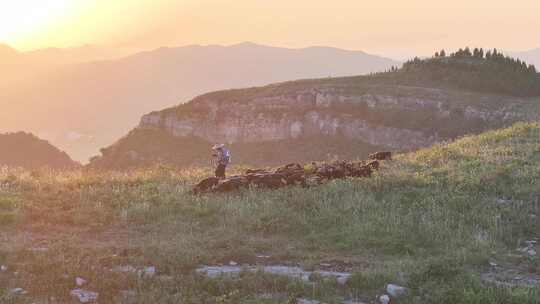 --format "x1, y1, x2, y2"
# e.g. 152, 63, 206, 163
2, 42, 539, 163
0, 42, 399, 162
0, 43, 137, 65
